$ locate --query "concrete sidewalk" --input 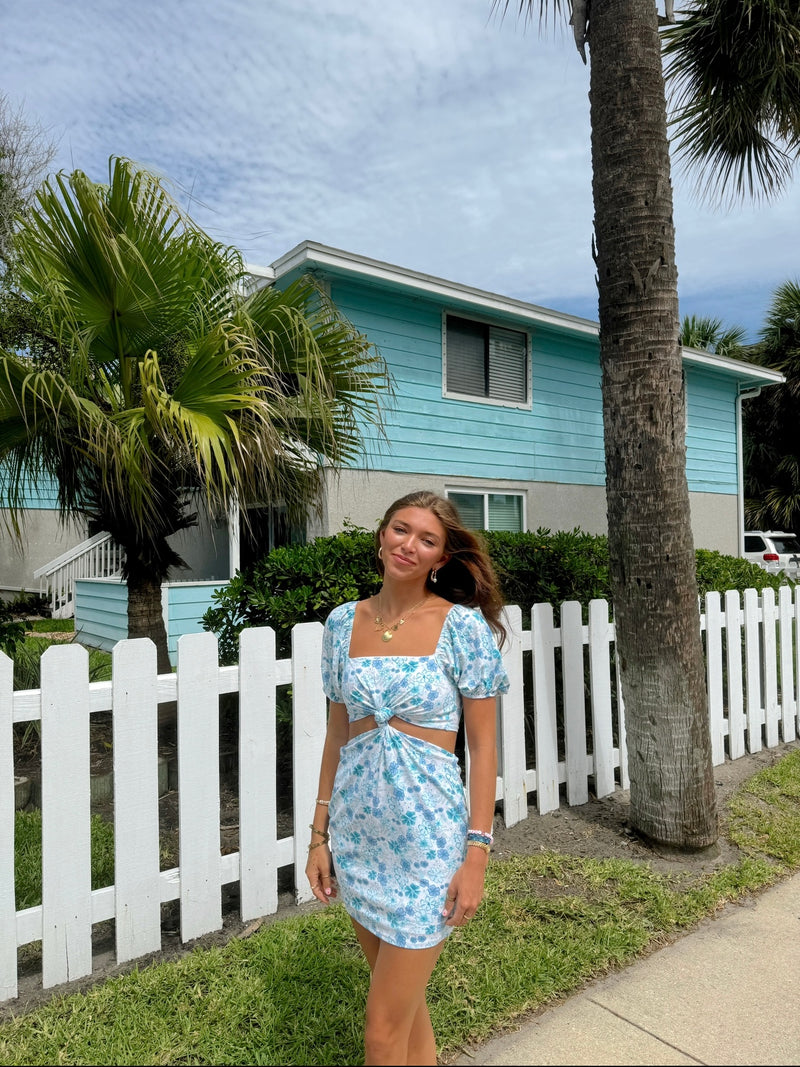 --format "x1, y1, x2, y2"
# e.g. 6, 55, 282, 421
452, 870, 800, 1066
